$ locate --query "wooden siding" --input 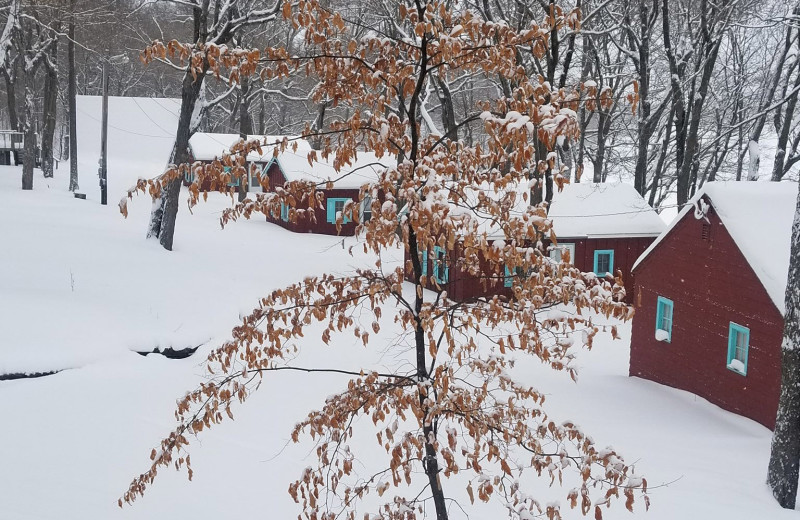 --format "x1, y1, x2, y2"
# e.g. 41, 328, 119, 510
548, 236, 655, 304
629, 201, 783, 429
263, 162, 361, 236
402, 235, 655, 303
